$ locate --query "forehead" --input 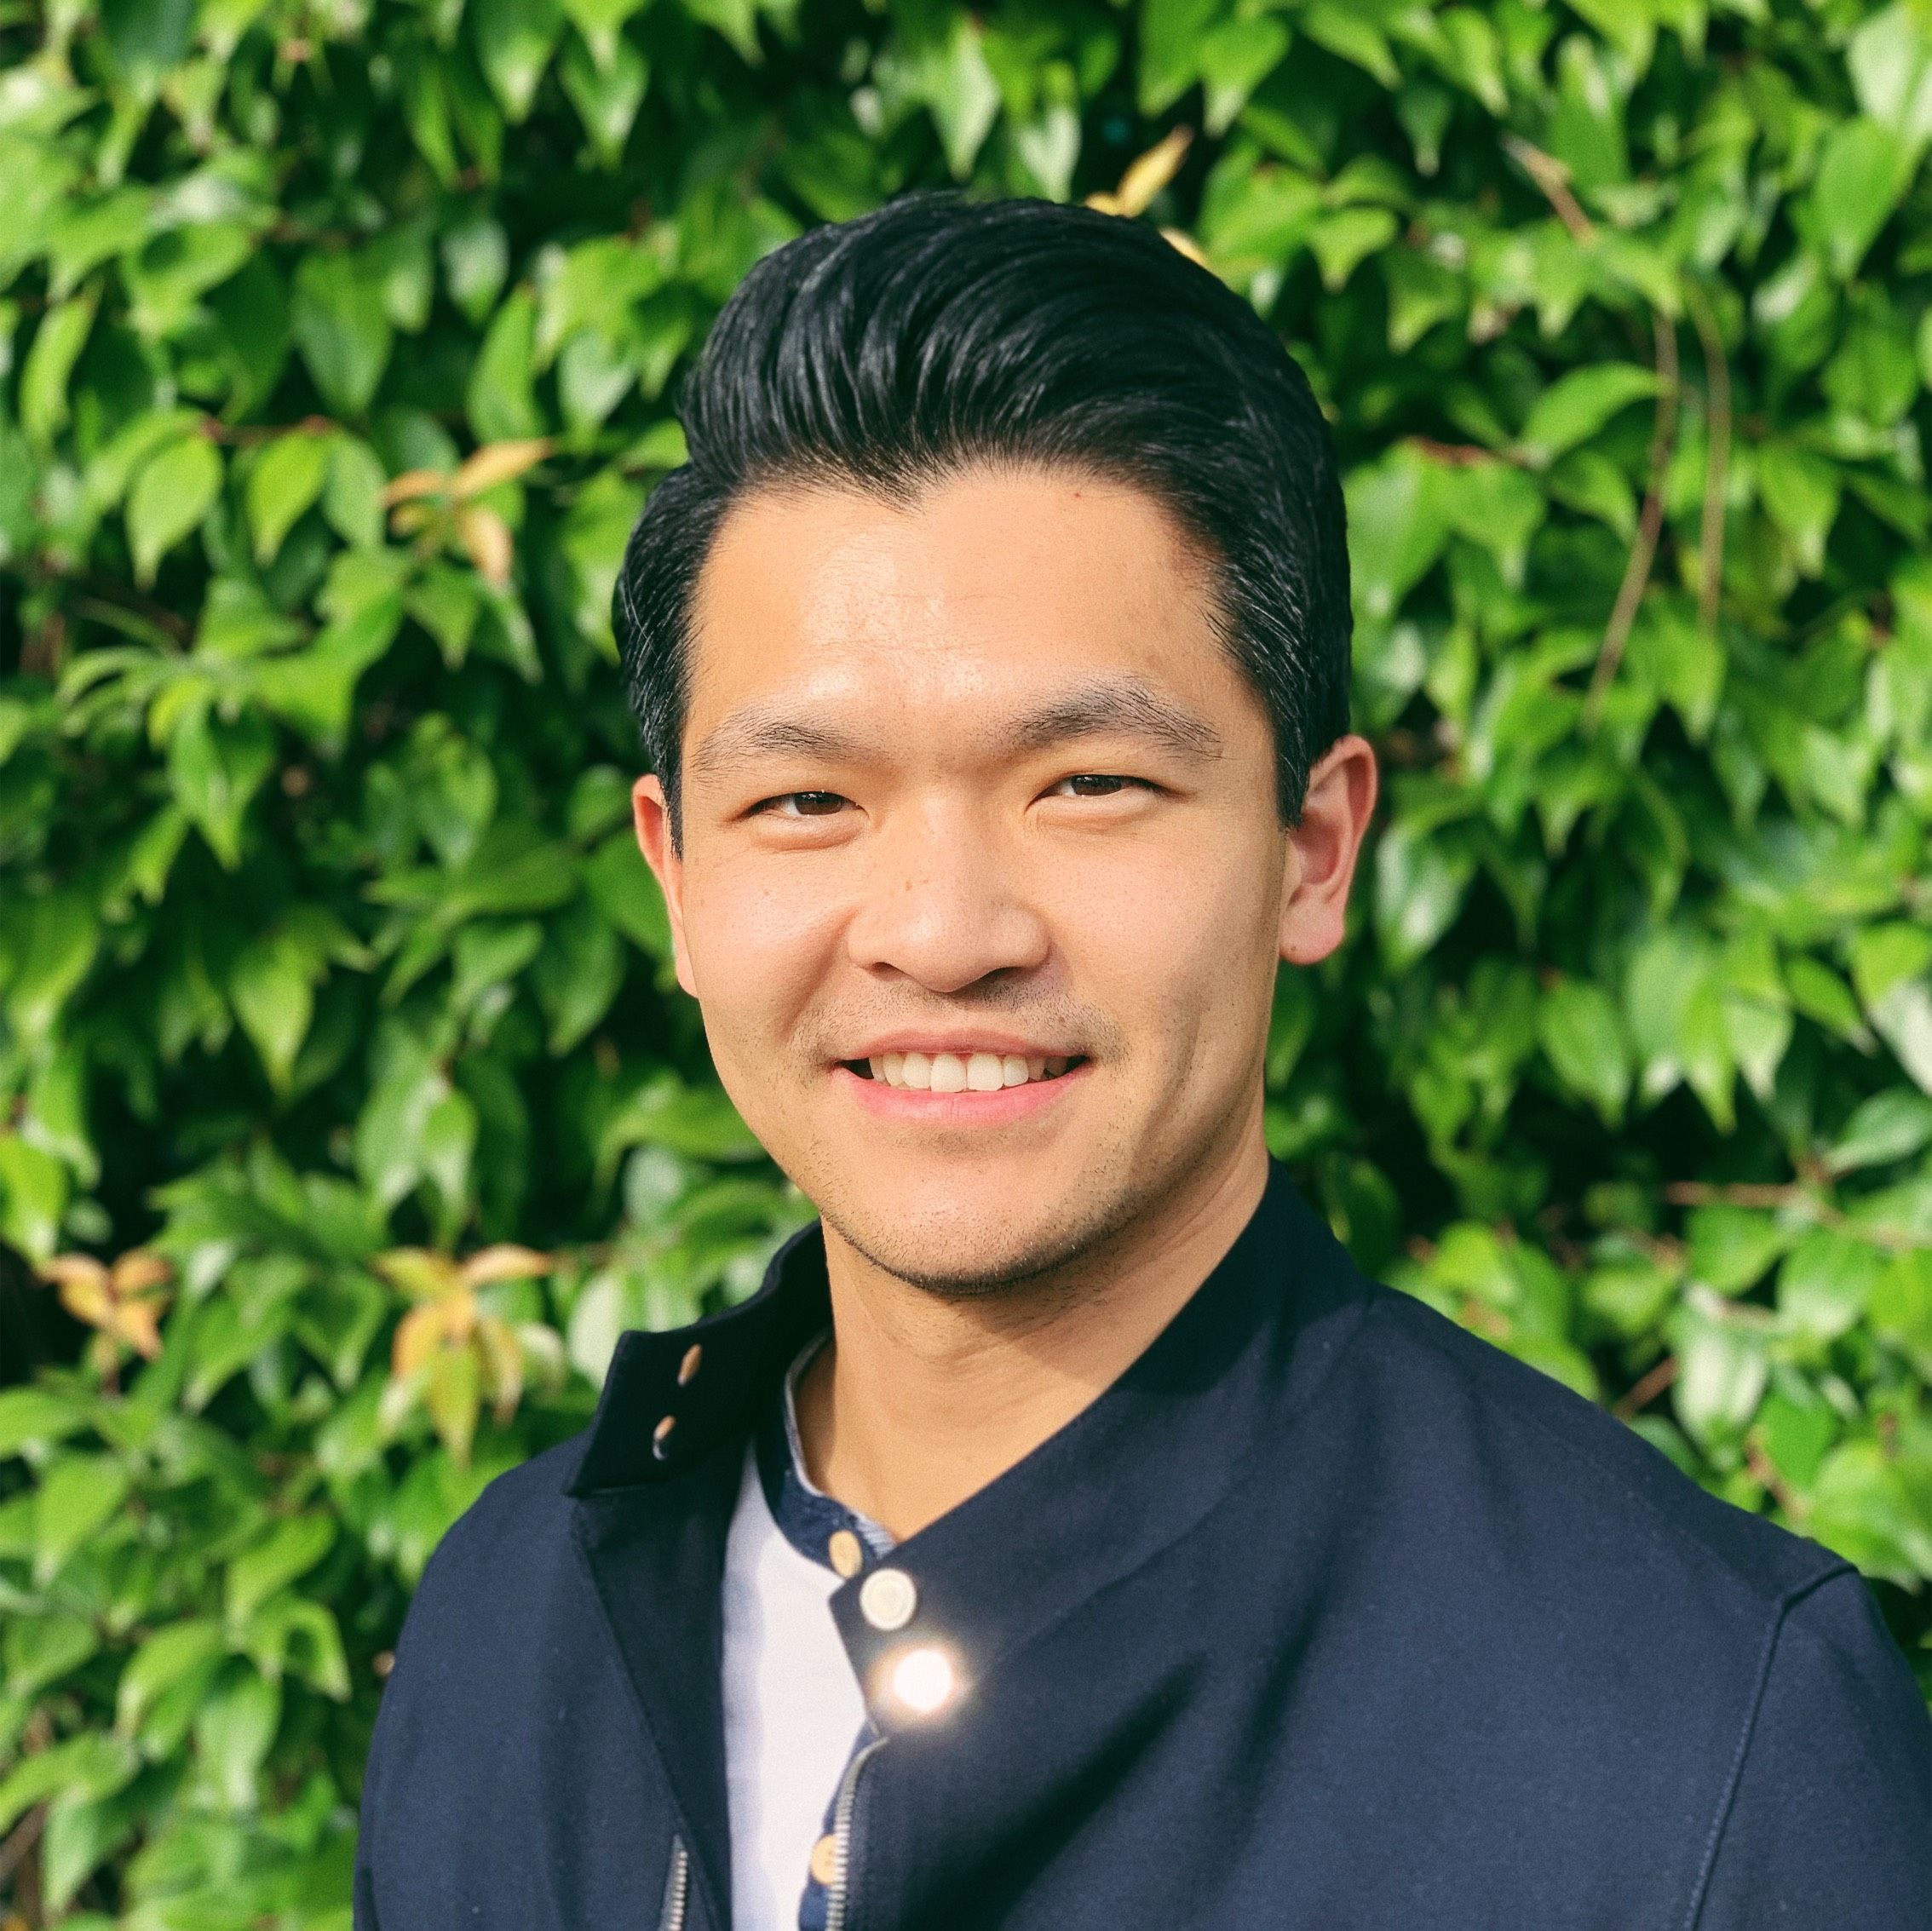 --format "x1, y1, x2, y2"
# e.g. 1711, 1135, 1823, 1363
683, 463, 1239, 732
